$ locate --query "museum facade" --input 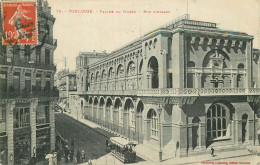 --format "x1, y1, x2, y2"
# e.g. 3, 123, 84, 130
76, 15, 260, 157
